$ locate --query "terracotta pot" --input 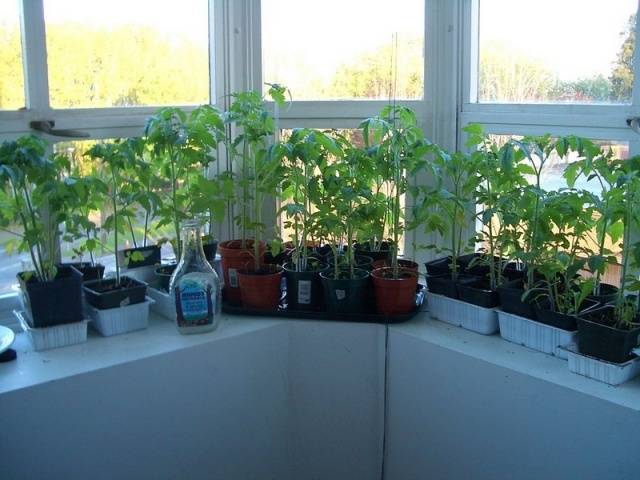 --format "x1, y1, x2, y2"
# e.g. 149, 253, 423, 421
237, 265, 283, 310
218, 239, 265, 304
371, 267, 419, 315
372, 259, 419, 272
